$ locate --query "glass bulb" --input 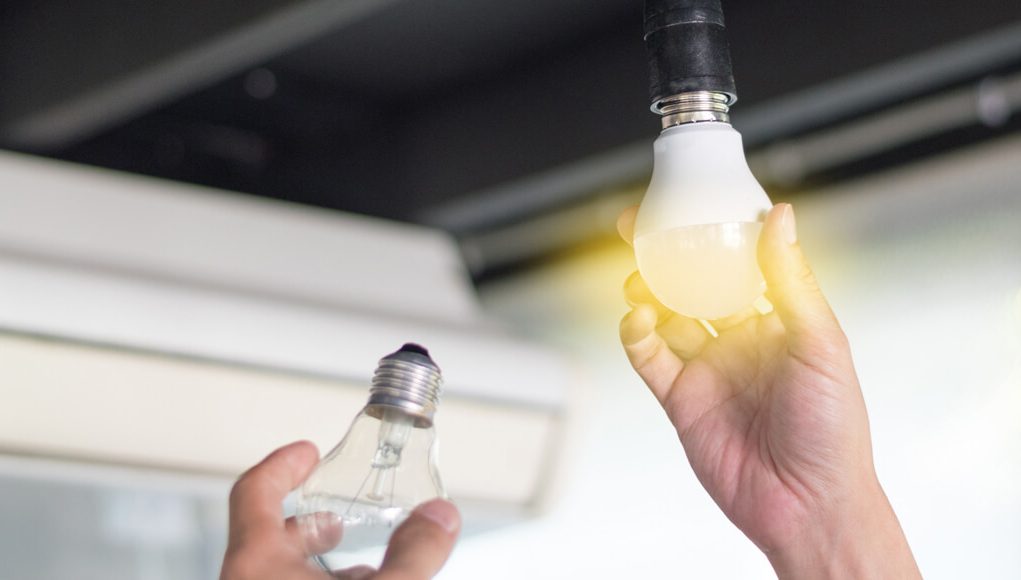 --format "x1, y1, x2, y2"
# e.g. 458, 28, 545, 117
634, 121, 773, 320
296, 344, 445, 571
